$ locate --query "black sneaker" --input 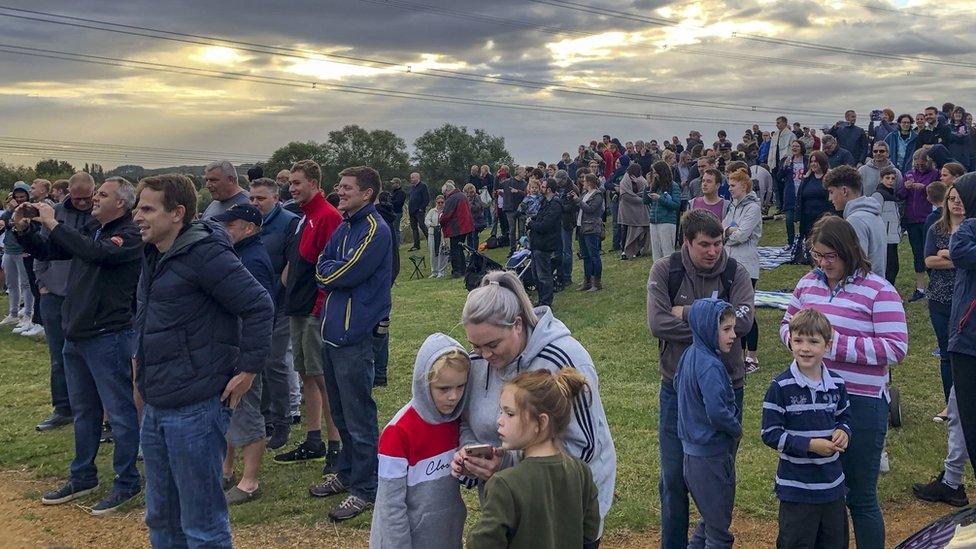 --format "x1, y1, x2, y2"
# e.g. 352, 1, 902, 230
91, 488, 141, 516
36, 412, 73, 431
328, 495, 373, 522
913, 471, 969, 507
267, 423, 290, 451
272, 440, 326, 464
372, 377, 388, 388
907, 289, 927, 303
41, 481, 98, 505
100, 422, 113, 444
322, 442, 341, 475
291, 414, 302, 425
309, 475, 347, 498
